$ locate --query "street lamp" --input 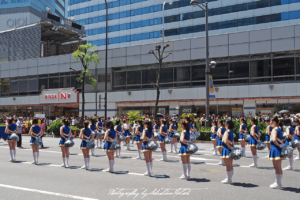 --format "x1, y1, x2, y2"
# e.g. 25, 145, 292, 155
162, 1, 173, 40
190, 0, 216, 127
104, 0, 108, 120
